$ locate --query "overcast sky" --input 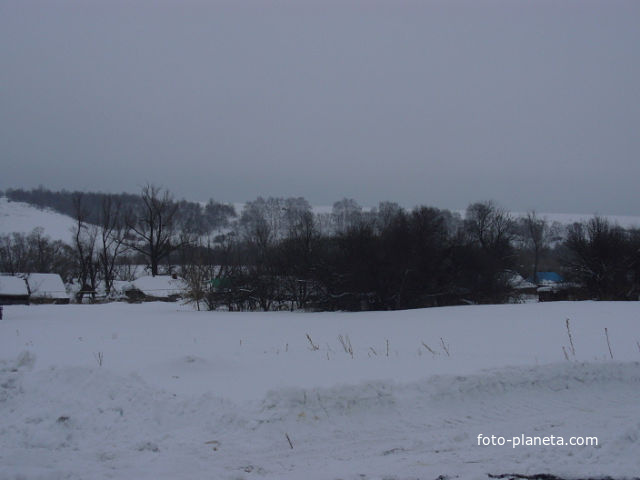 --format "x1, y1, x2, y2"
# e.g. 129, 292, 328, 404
1, 0, 639, 214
